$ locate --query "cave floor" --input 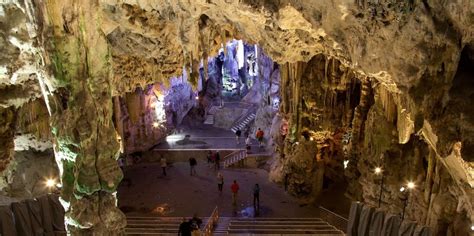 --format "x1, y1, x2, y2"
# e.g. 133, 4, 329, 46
153, 124, 267, 155
118, 162, 325, 218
